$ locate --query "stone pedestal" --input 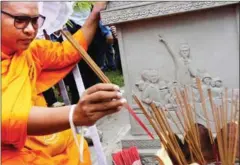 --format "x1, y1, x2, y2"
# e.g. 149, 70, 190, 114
101, 1, 239, 164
